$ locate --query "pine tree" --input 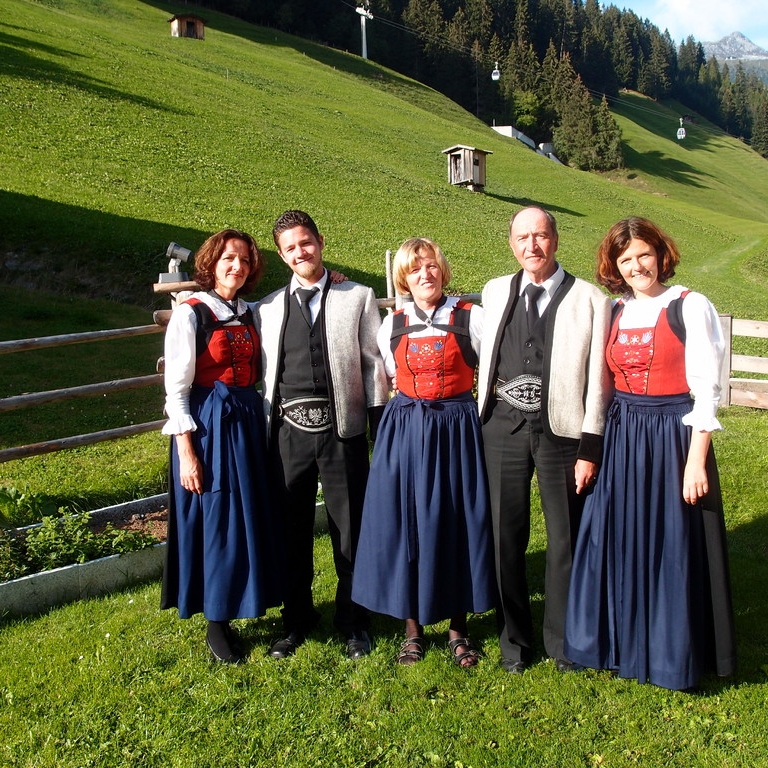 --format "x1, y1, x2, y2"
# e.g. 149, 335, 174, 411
751, 94, 768, 158
719, 65, 736, 135
593, 95, 623, 170
552, 75, 596, 170
732, 63, 752, 140
610, 24, 635, 89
